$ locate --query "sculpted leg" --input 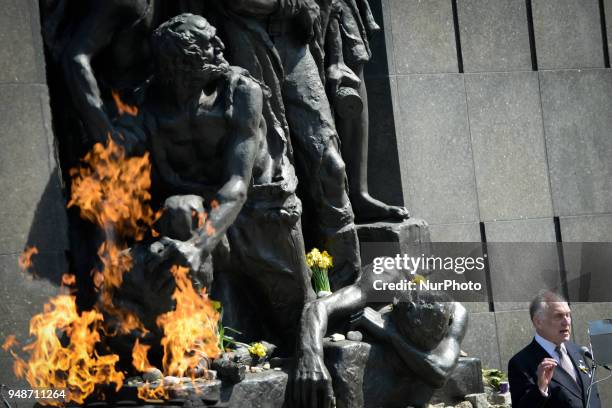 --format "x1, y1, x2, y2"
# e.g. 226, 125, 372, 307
281, 45, 362, 290
335, 64, 409, 223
